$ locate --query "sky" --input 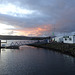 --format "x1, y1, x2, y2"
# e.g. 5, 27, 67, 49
0, 0, 75, 36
